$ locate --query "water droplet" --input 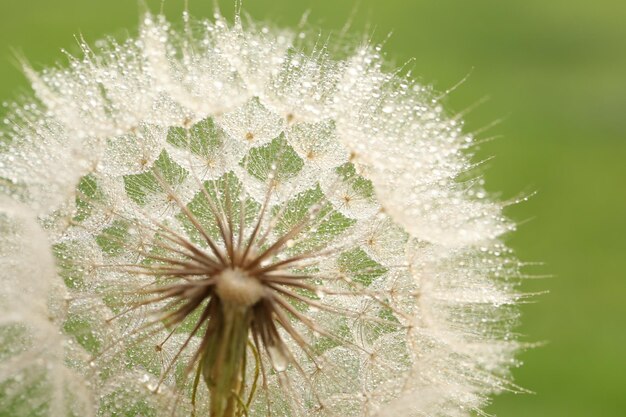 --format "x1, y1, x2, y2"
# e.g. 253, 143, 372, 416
268, 345, 288, 372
